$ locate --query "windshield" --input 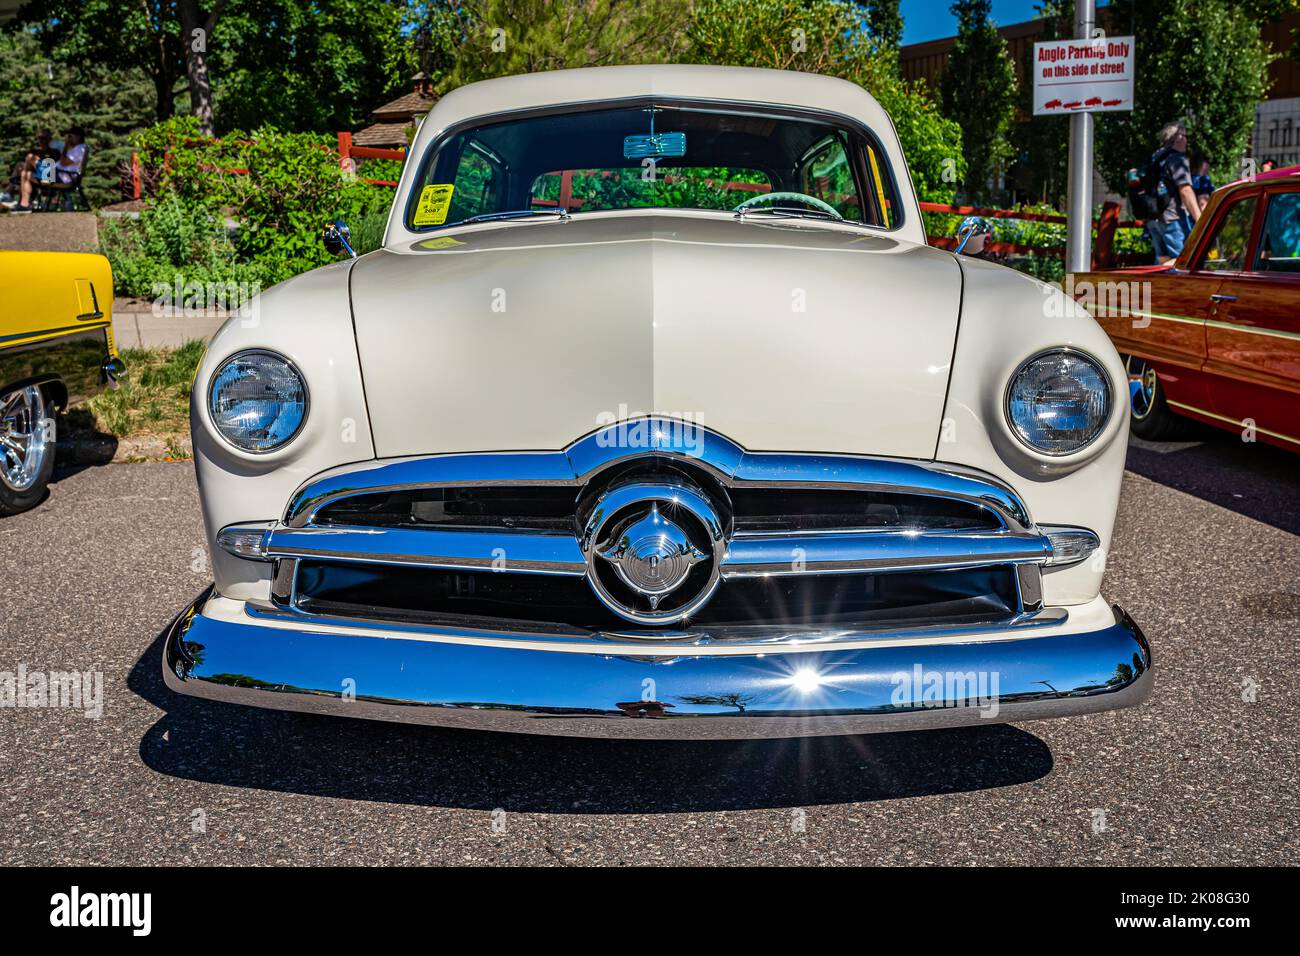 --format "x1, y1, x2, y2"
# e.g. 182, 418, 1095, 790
407, 103, 899, 231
